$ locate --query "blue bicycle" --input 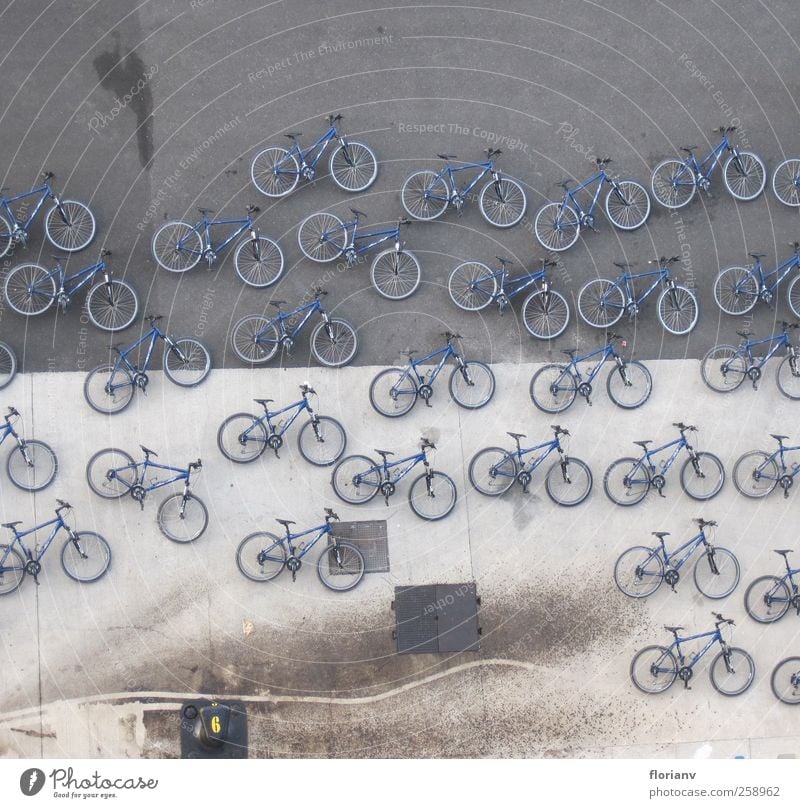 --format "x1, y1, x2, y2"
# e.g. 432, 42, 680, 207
231, 288, 357, 367
701, 323, 800, 399
529, 334, 652, 412
468, 425, 592, 506
217, 384, 346, 466
83, 314, 212, 414
0, 342, 15, 389
745, 549, 800, 623
604, 422, 725, 505
0, 500, 111, 594
733, 433, 800, 500
0, 171, 96, 256
534, 157, 650, 251
614, 518, 739, 600
3, 249, 138, 332
236, 508, 365, 591
631, 613, 754, 696
0, 407, 58, 491
151, 204, 283, 287
250, 114, 378, 196
297, 210, 420, 300
86, 446, 207, 543
713, 243, 800, 317
332, 437, 457, 521
401, 149, 526, 228
651, 126, 766, 209
368, 332, 495, 417
447, 256, 570, 339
